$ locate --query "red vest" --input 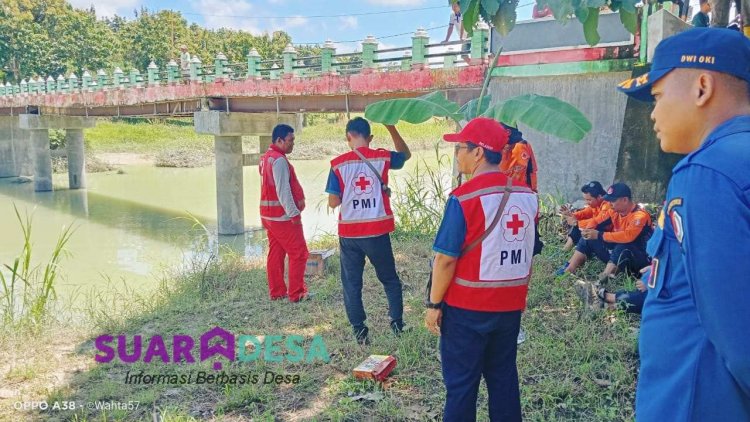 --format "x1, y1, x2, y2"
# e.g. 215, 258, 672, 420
259, 144, 304, 221
444, 172, 538, 312
330, 147, 395, 237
